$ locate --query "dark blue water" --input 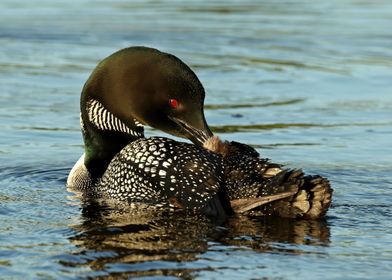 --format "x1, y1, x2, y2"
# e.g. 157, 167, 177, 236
1, 1, 391, 279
